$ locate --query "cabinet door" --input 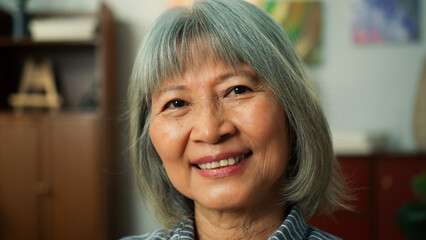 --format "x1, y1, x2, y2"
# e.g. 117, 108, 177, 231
308, 157, 371, 240
47, 116, 102, 240
0, 116, 40, 240
375, 156, 426, 240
